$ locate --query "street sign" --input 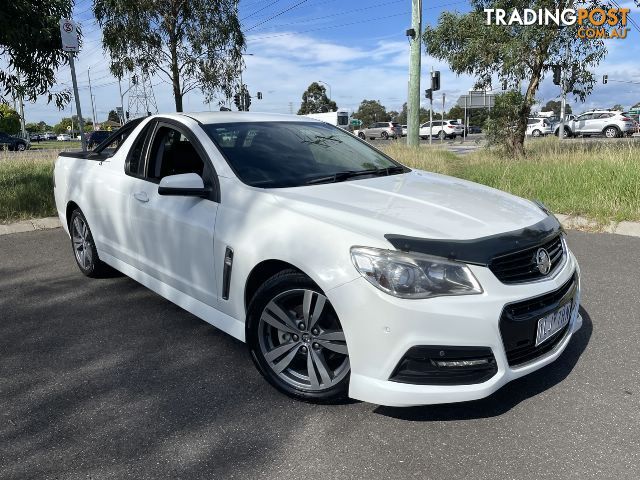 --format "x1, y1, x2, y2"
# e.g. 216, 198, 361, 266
59, 19, 79, 52
351, 119, 362, 127
456, 91, 496, 109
